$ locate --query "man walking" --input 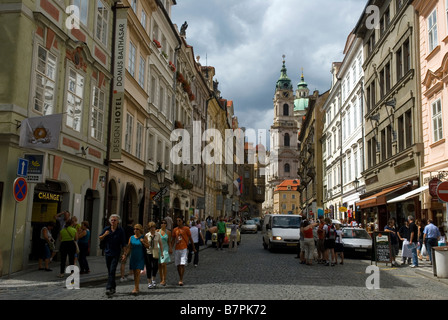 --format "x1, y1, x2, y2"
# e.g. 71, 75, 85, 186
99, 214, 127, 295
423, 219, 441, 265
170, 216, 195, 286
216, 216, 226, 250
408, 216, 419, 268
